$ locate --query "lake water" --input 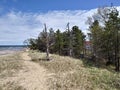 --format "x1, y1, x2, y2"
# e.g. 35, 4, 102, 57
0, 45, 27, 55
